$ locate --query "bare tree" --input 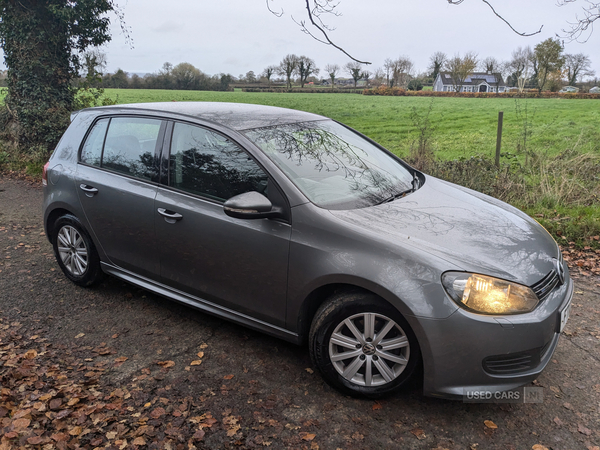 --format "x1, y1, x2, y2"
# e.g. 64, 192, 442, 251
362, 70, 371, 87
557, 0, 600, 41
345, 61, 363, 87
324, 63, 340, 89
444, 52, 478, 92
297, 56, 319, 87
261, 65, 277, 87
383, 58, 395, 87
506, 46, 532, 88
564, 53, 595, 85
278, 54, 299, 89
383, 57, 414, 88
392, 57, 414, 89
428, 52, 447, 81
481, 57, 500, 73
